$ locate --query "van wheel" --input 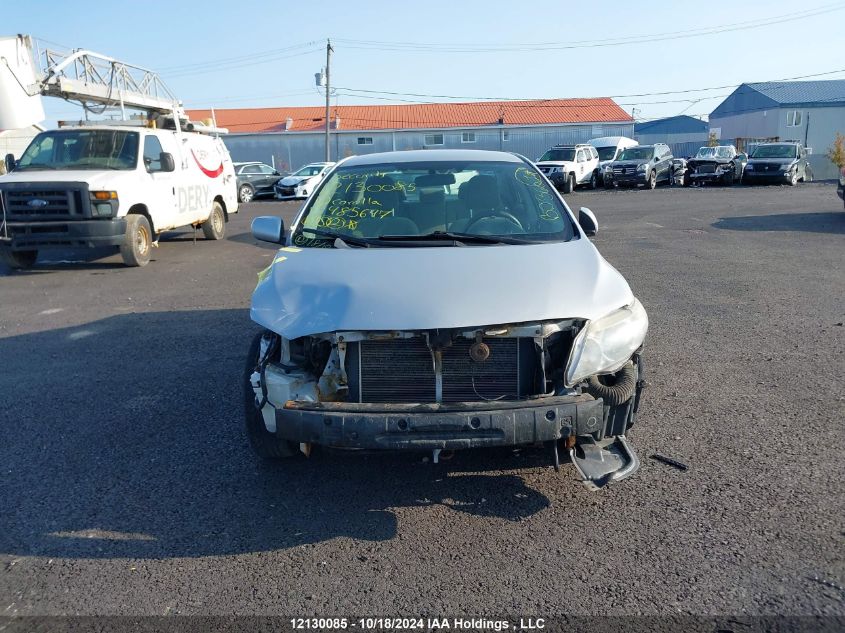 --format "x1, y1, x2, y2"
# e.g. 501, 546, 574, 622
0, 248, 37, 270
120, 214, 152, 267
238, 184, 255, 203
202, 201, 226, 240
244, 332, 299, 460
562, 173, 575, 193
